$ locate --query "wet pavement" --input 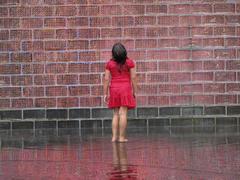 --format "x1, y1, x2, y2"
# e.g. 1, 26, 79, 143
0, 126, 239, 180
